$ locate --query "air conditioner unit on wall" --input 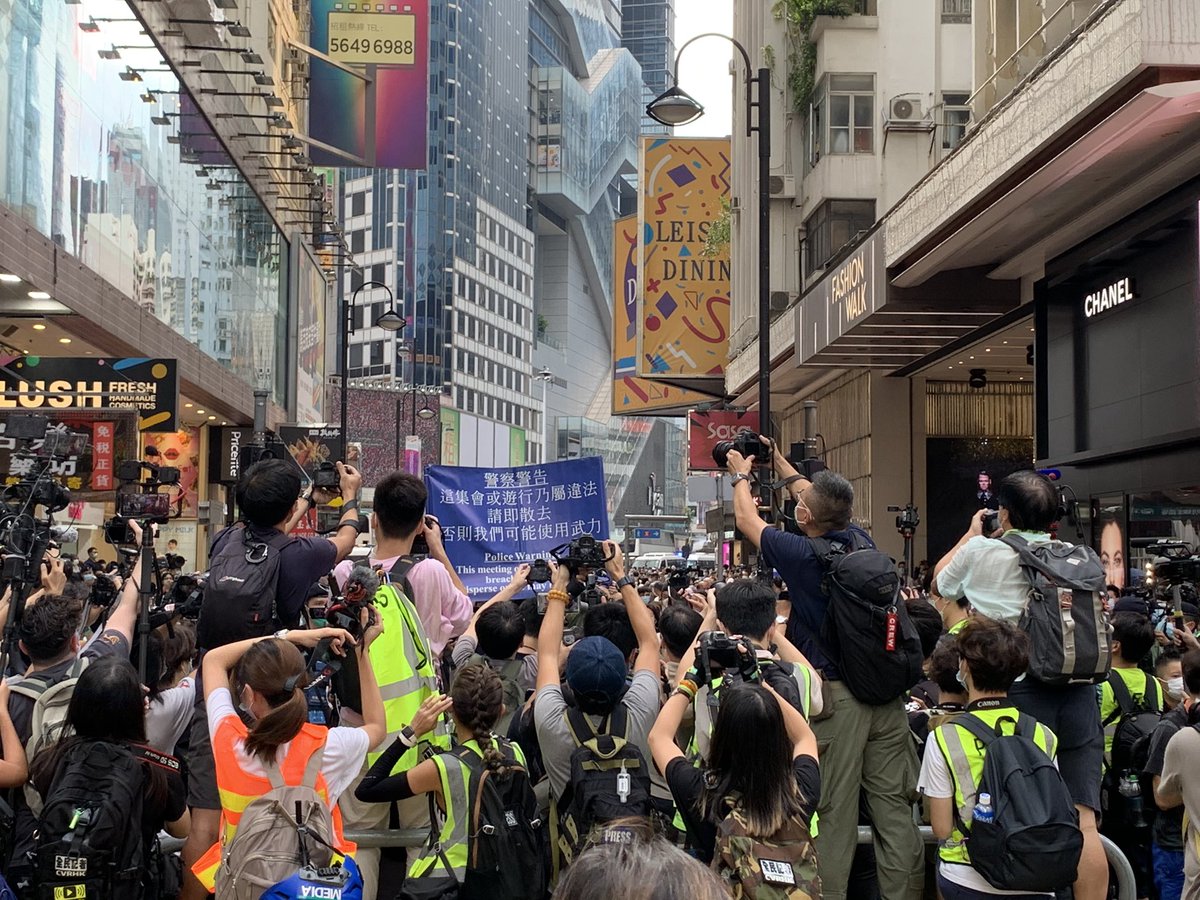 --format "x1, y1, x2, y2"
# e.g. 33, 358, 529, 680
769, 175, 796, 198
889, 96, 923, 122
